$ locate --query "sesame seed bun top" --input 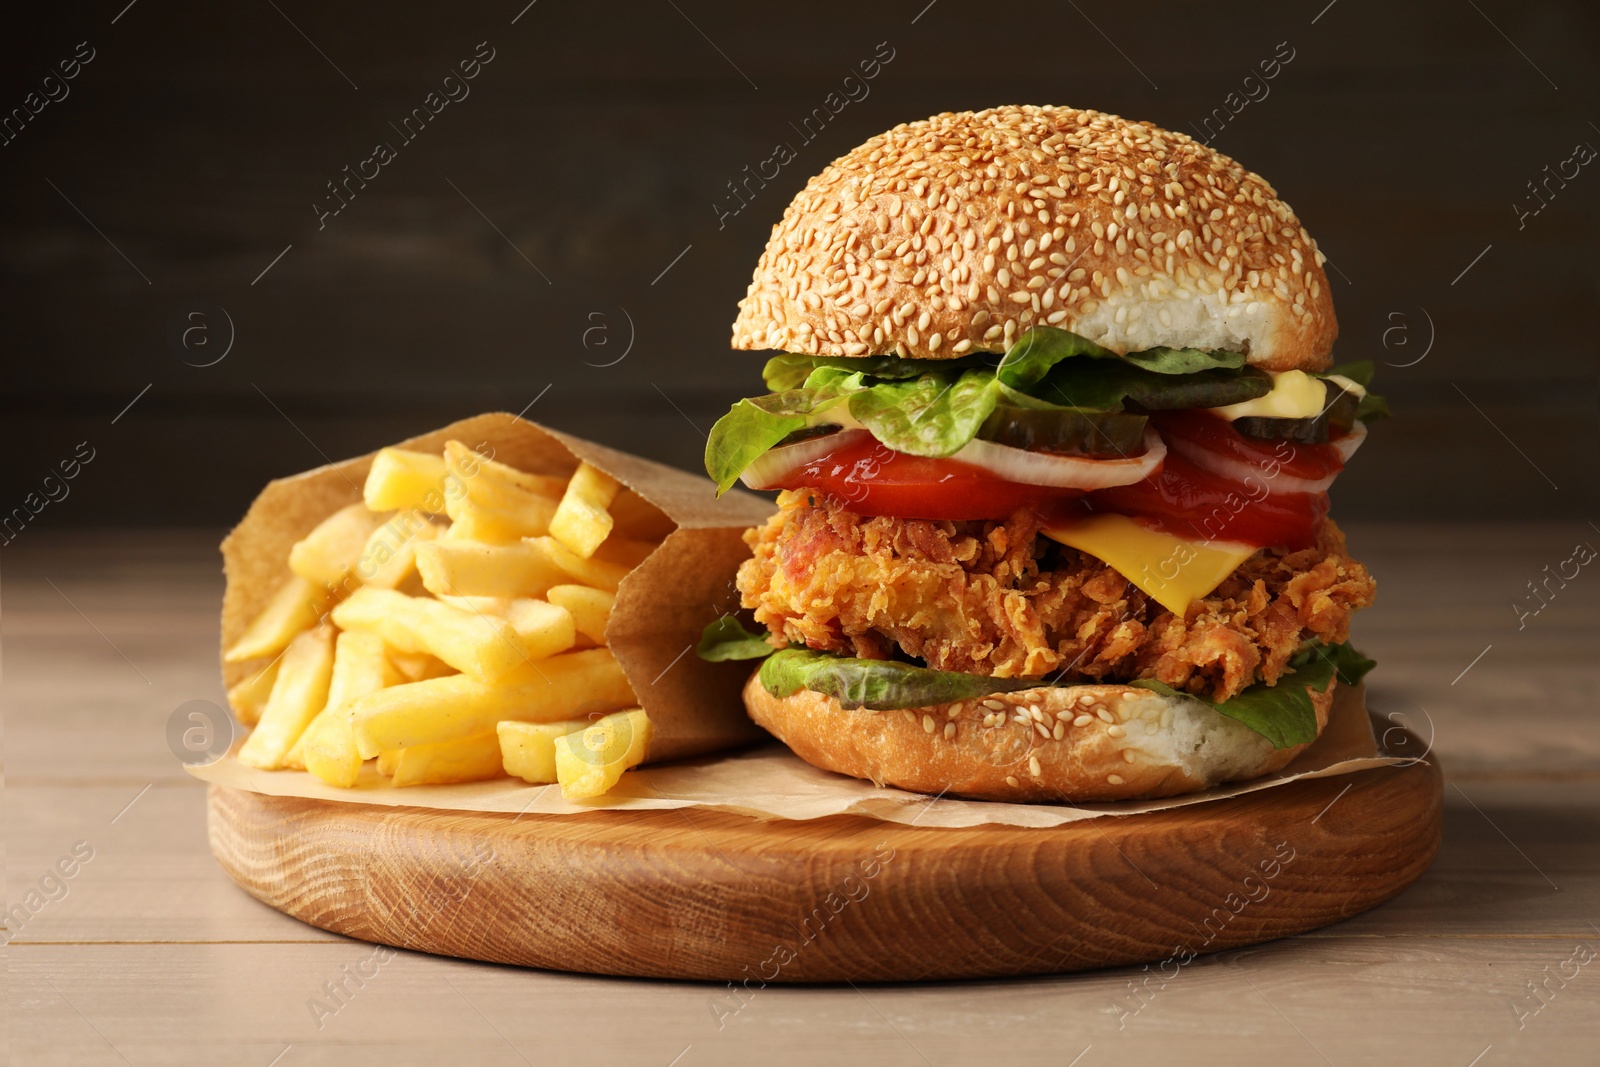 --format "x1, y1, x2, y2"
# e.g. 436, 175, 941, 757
731, 105, 1337, 372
